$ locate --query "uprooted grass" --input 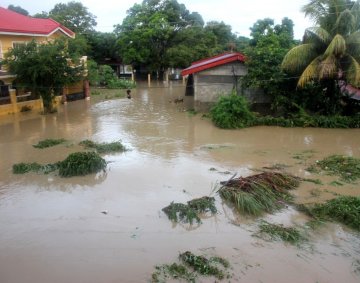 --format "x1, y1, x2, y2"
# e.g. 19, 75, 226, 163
179, 251, 230, 280
307, 155, 360, 183
303, 196, 360, 231
79, 139, 127, 154
151, 252, 231, 283
33, 138, 66, 149
162, 196, 217, 224
13, 152, 106, 177
256, 221, 305, 244
218, 172, 300, 216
